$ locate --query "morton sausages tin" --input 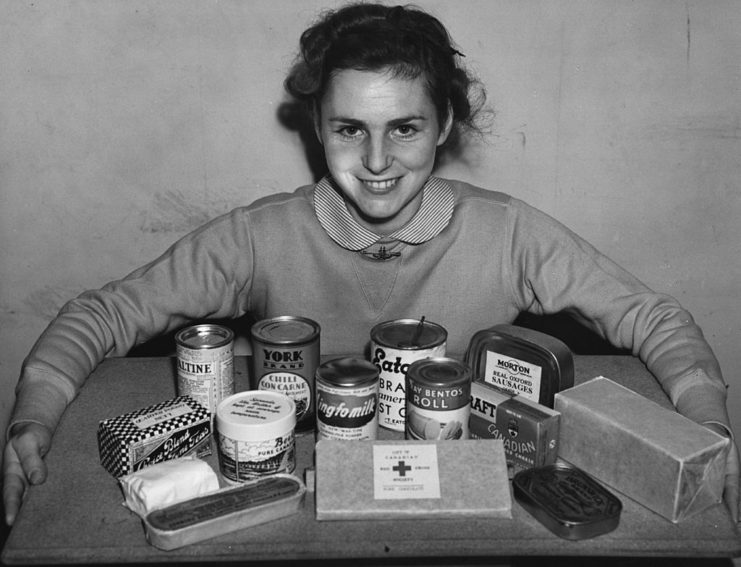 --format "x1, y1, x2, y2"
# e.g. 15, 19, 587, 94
315, 357, 380, 441
175, 324, 235, 417
371, 318, 447, 432
405, 356, 471, 441
215, 391, 296, 484
250, 316, 320, 433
